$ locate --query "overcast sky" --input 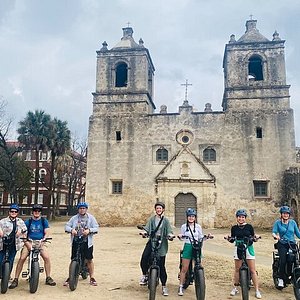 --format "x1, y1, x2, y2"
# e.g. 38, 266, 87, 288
0, 0, 299, 144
